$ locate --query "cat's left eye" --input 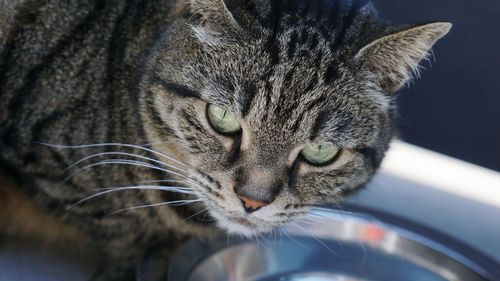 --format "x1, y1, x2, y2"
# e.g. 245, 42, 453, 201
207, 104, 241, 134
301, 143, 340, 166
